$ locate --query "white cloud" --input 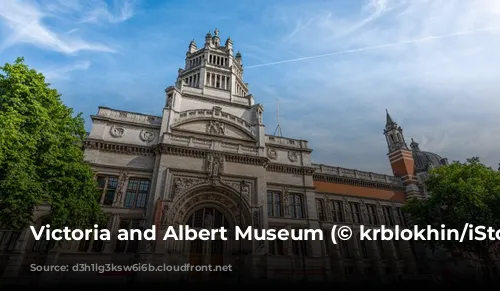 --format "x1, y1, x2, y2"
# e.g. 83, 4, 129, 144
78, 0, 137, 24
0, 0, 135, 55
43, 60, 91, 80
248, 0, 500, 173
